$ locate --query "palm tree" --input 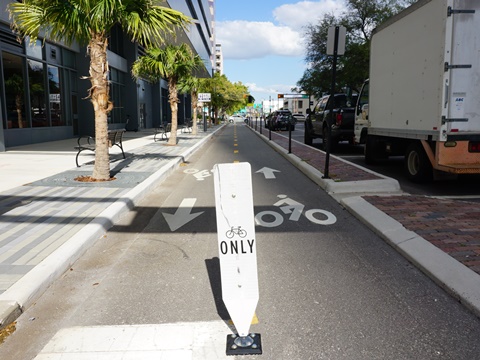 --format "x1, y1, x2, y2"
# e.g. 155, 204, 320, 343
178, 76, 202, 135
132, 44, 204, 145
9, 0, 190, 181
